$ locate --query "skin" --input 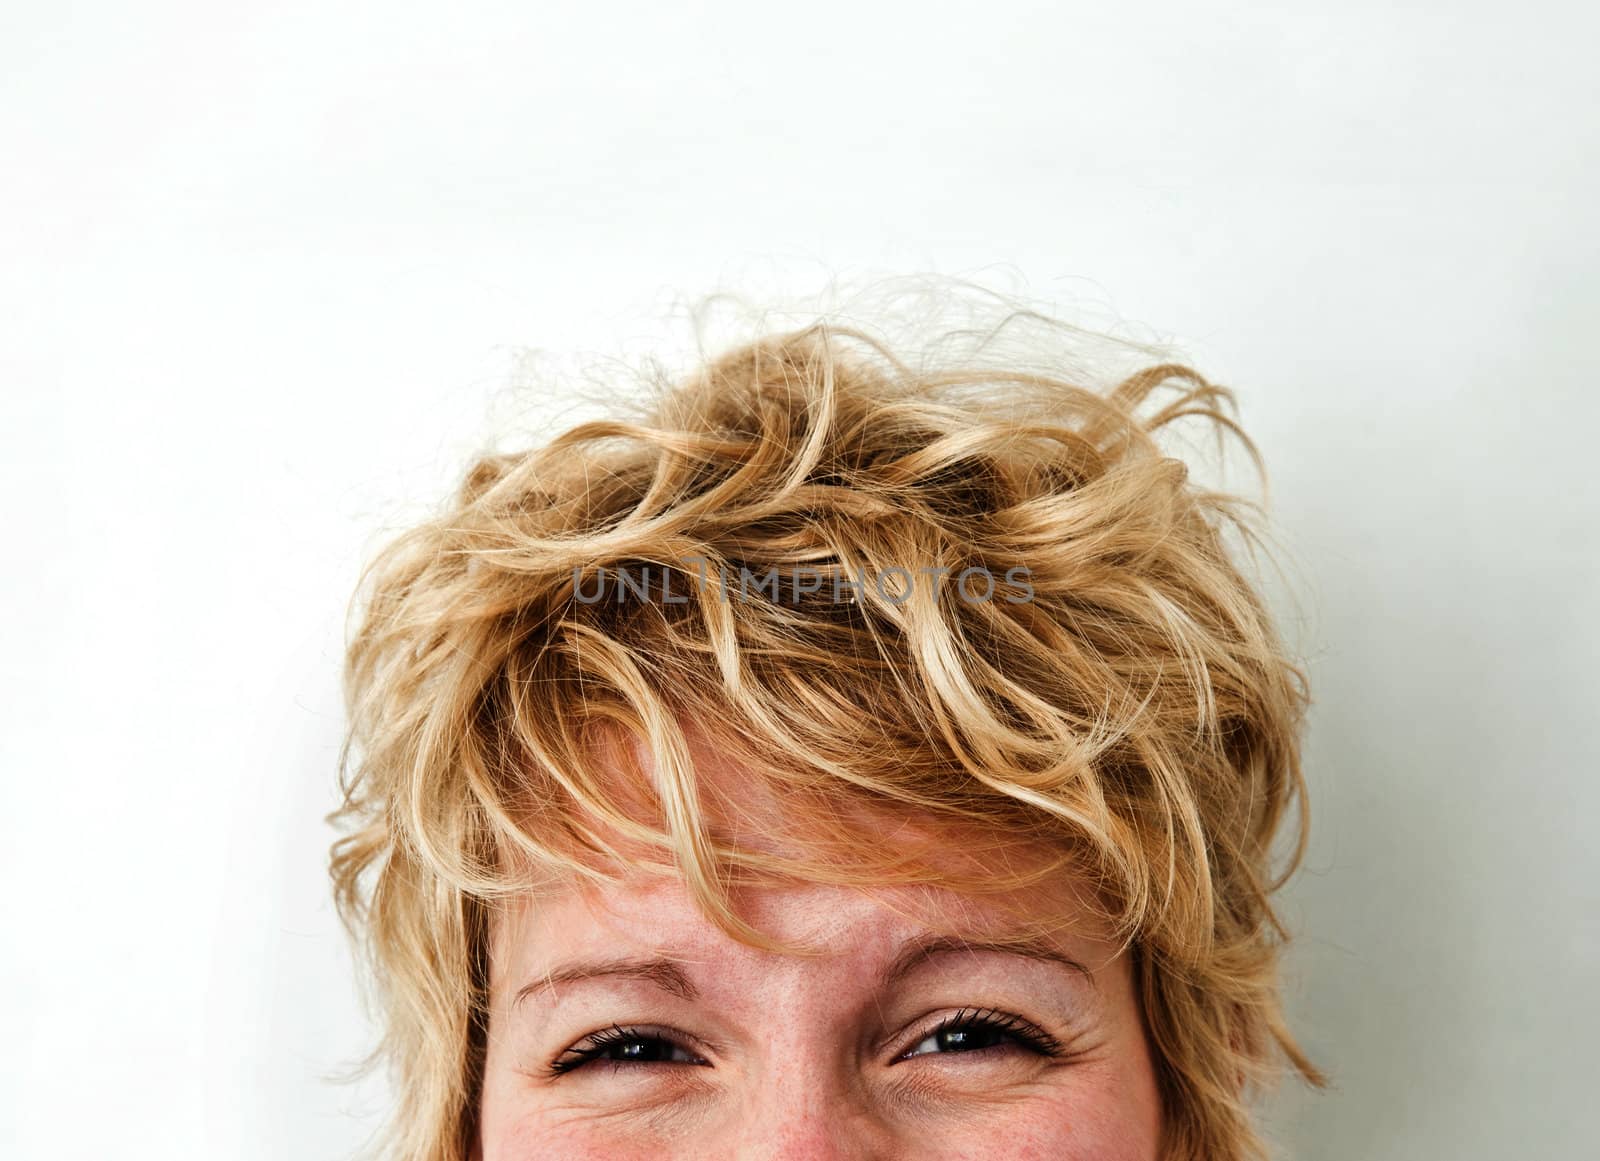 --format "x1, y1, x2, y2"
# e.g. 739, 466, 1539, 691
474, 874, 1164, 1160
